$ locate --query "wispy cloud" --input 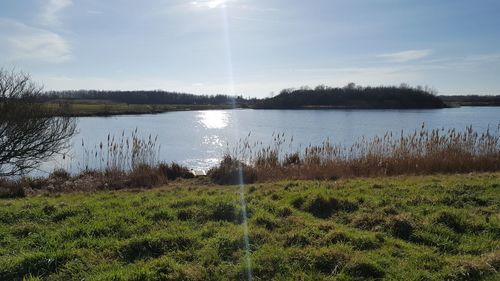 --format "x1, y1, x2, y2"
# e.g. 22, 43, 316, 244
39, 0, 73, 27
0, 19, 71, 63
378, 49, 432, 63
464, 53, 500, 63
0, 0, 73, 64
